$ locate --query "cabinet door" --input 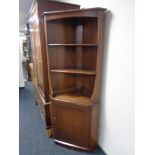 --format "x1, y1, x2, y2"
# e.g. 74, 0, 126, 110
51, 100, 91, 148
